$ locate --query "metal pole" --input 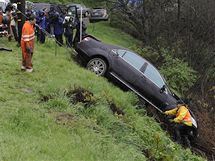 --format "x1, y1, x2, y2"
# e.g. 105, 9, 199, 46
80, 7, 82, 42
17, 0, 25, 44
